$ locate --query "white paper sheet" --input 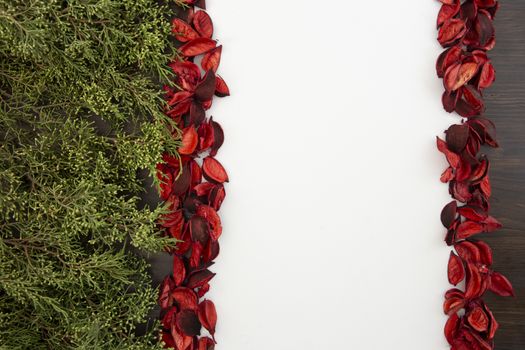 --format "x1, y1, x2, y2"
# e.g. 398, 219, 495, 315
206, 1, 457, 348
